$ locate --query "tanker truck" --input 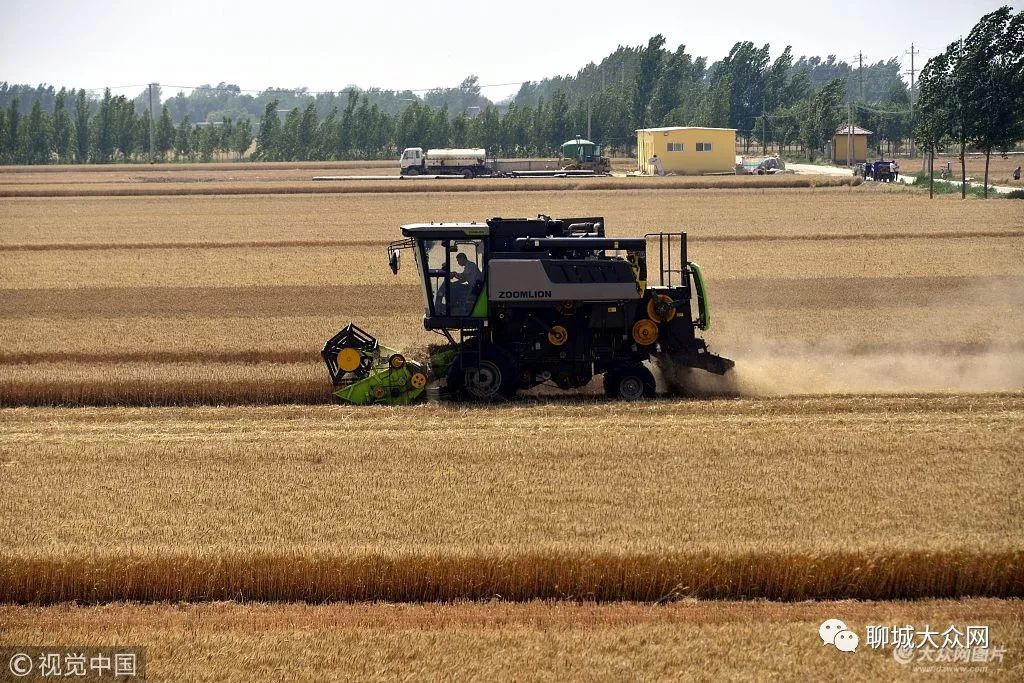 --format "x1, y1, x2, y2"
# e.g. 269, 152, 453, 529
399, 147, 497, 178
